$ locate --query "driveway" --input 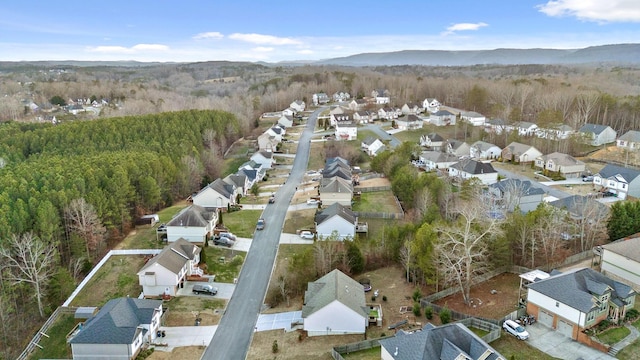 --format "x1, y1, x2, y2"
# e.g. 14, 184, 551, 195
526, 323, 616, 359
255, 311, 302, 331
155, 325, 217, 352
177, 281, 236, 300
279, 233, 314, 244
